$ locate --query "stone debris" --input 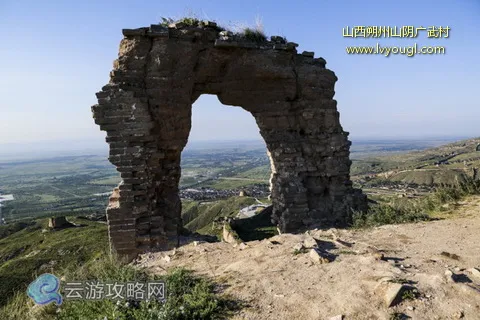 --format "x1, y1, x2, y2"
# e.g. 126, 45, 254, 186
235, 242, 249, 250
273, 44, 287, 50
334, 238, 353, 248
467, 267, 480, 279
148, 25, 168, 37
329, 315, 344, 320
445, 269, 455, 282
222, 223, 240, 244
302, 235, 318, 248
122, 28, 147, 36
314, 57, 327, 67
219, 30, 233, 37
168, 21, 185, 28
301, 51, 314, 57
309, 248, 330, 264
48, 216, 74, 229
202, 20, 217, 28
384, 283, 407, 307
293, 243, 305, 252
270, 35, 286, 44
373, 252, 385, 261
366, 246, 384, 260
